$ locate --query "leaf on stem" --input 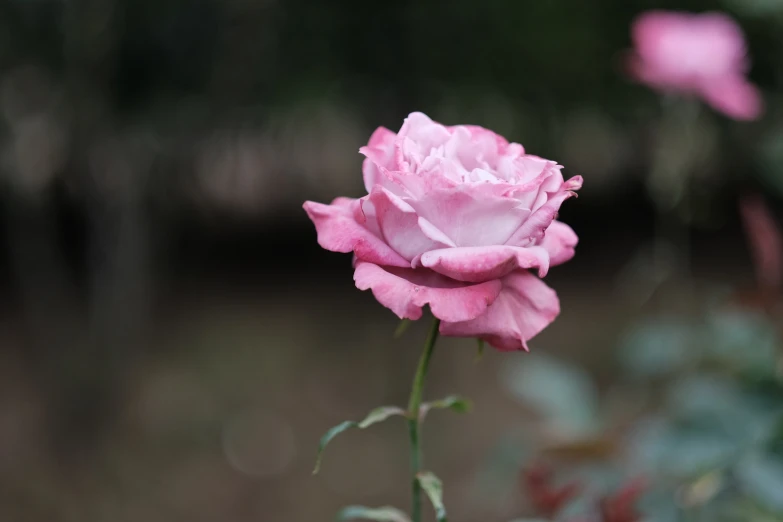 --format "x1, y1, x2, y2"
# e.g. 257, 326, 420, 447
336, 505, 411, 522
313, 406, 407, 474
358, 406, 408, 428
394, 318, 412, 338
419, 395, 472, 421
417, 471, 447, 522
475, 338, 486, 362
